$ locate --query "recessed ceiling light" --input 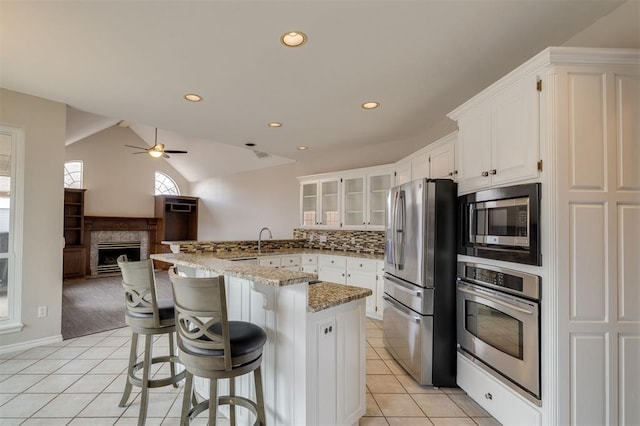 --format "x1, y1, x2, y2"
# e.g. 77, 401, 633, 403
361, 101, 379, 110
281, 31, 307, 47
297, 146, 308, 151
268, 122, 282, 128
184, 93, 202, 102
